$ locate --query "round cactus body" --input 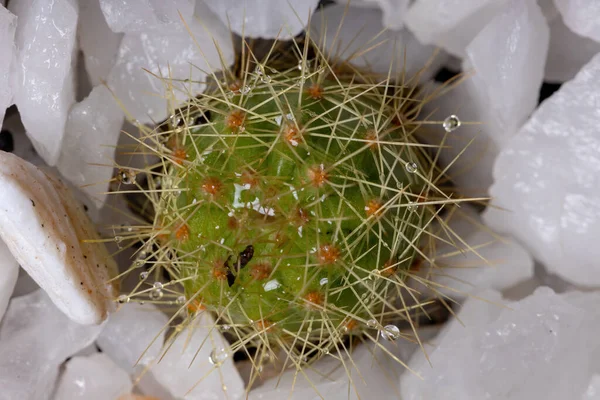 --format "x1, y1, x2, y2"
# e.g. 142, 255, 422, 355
154, 62, 432, 344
